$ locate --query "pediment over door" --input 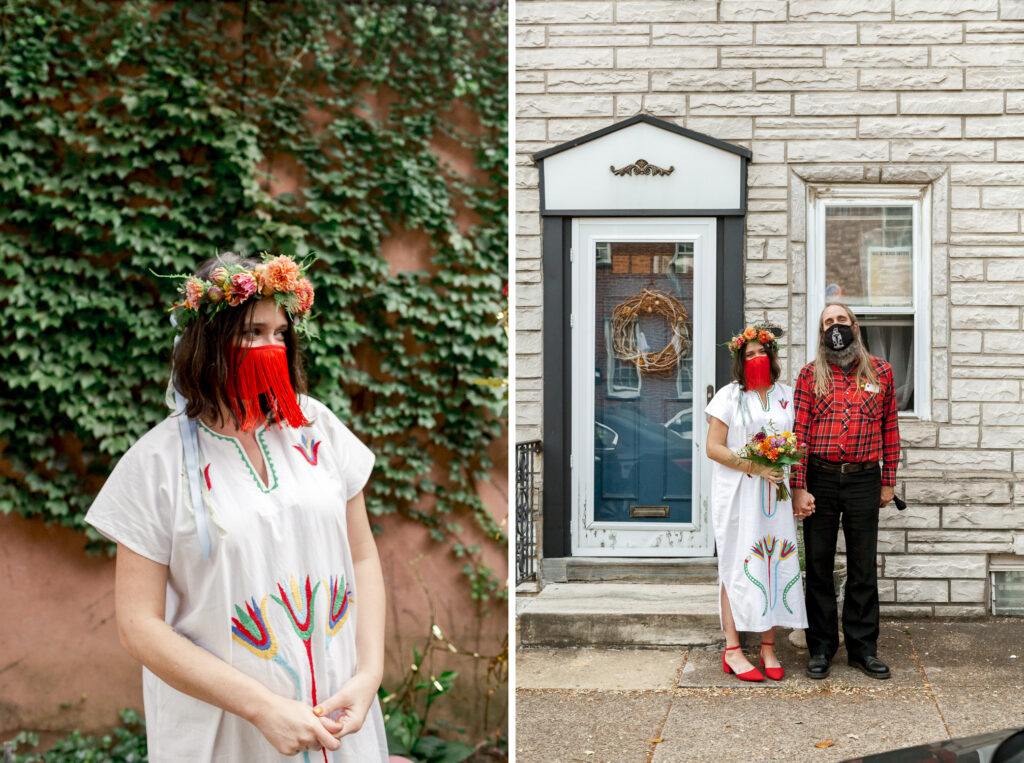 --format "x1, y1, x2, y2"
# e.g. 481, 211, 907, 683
534, 114, 750, 216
